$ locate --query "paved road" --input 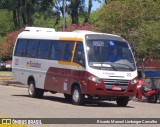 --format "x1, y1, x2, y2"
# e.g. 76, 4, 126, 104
0, 84, 160, 127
